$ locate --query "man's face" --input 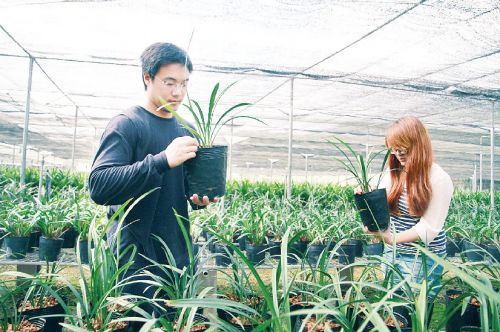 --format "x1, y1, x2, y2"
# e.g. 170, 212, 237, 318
144, 63, 190, 112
